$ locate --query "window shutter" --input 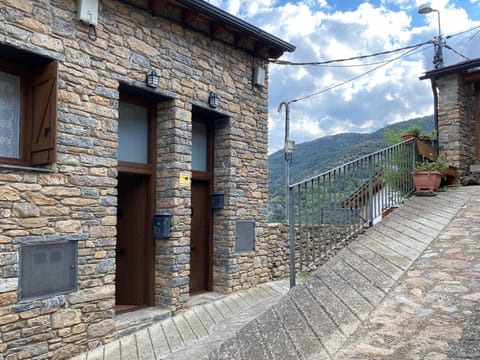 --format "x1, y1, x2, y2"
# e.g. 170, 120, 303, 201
31, 60, 57, 165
